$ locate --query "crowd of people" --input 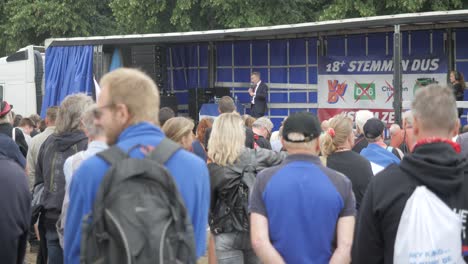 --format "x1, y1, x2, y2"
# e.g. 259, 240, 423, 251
1, 68, 468, 264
